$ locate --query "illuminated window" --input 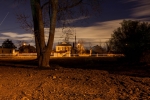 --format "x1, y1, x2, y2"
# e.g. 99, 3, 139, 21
66, 47, 68, 50
68, 47, 70, 50
62, 47, 64, 50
